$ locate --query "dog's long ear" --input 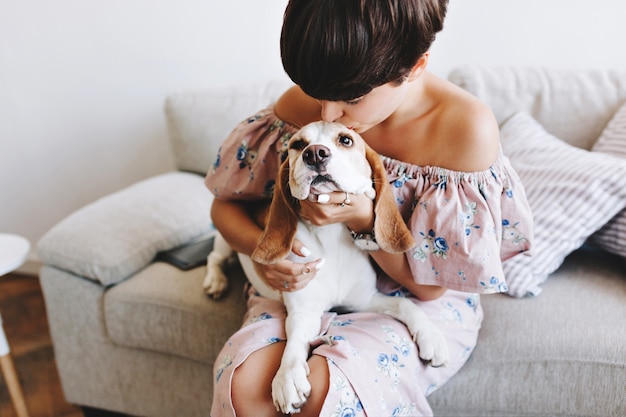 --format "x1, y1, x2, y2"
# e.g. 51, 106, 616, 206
365, 144, 416, 253
251, 159, 299, 264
